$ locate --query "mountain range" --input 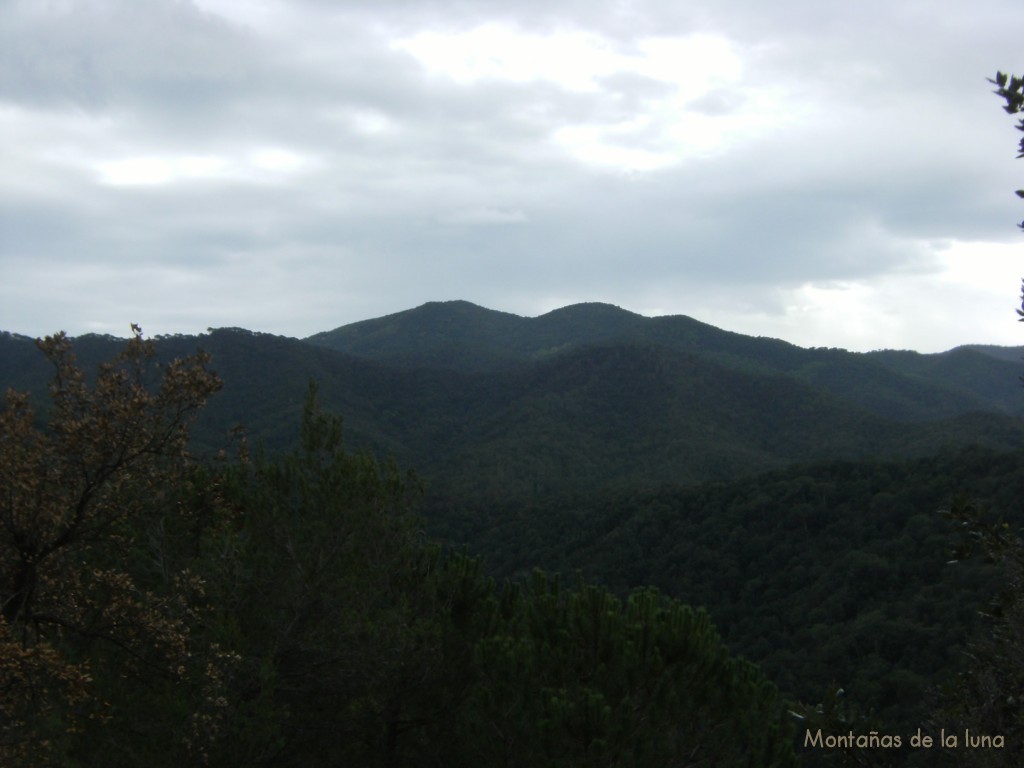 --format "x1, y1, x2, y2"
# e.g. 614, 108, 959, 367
6, 300, 1024, 738
3, 300, 1024, 501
